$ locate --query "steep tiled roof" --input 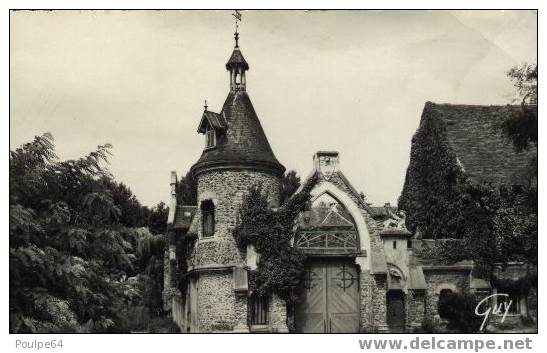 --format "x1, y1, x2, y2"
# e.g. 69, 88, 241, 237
226, 48, 249, 70
299, 206, 355, 229
368, 206, 398, 219
321, 209, 354, 227
426, 103, 537, 186
197, 111, 227, 133
191, 91, 285, 176
408, 266, 427, 290
187, 214, 199, 236
379, 228, 412, 236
